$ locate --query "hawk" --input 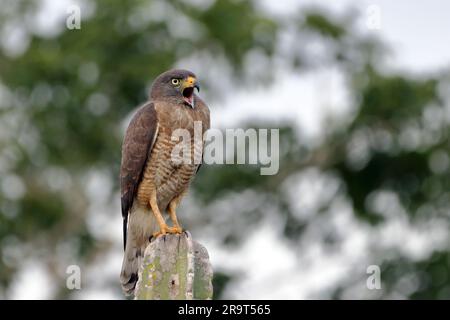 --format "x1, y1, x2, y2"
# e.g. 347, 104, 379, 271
119, 69, 210, 295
